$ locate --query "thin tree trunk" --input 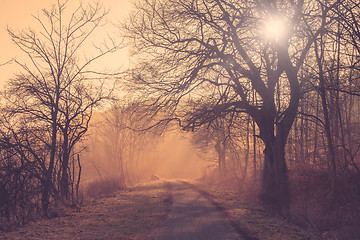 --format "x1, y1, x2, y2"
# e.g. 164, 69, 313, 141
76, 154, 81, 202
313, 95, 319, 166
253, 119, 257, 180
300, 102, 305, 167
315, 38, 337, 201
215, 140, 226, 177
294, 118, 299, 167
253, 90, 257, 180
60, 127, 70, 201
